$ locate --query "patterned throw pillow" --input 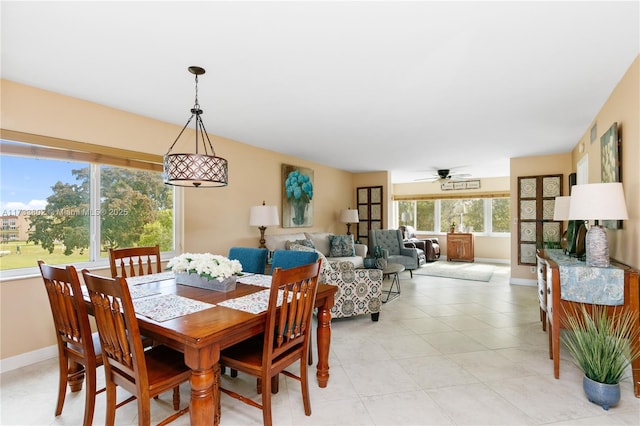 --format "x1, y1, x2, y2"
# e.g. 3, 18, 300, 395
288, 243, 329, 281
328, 234, 355, 257
285, 239, 315, 250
